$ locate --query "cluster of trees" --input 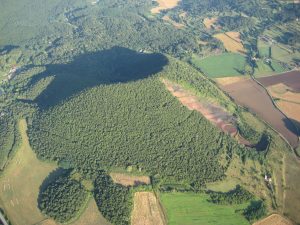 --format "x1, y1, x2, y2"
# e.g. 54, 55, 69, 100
243, 200, 267, 221
94, 172, 132, 225
28, 57, 250, 190
38, 172, 88, 223
217, 16, 255, 31
209, 185, 254, 204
